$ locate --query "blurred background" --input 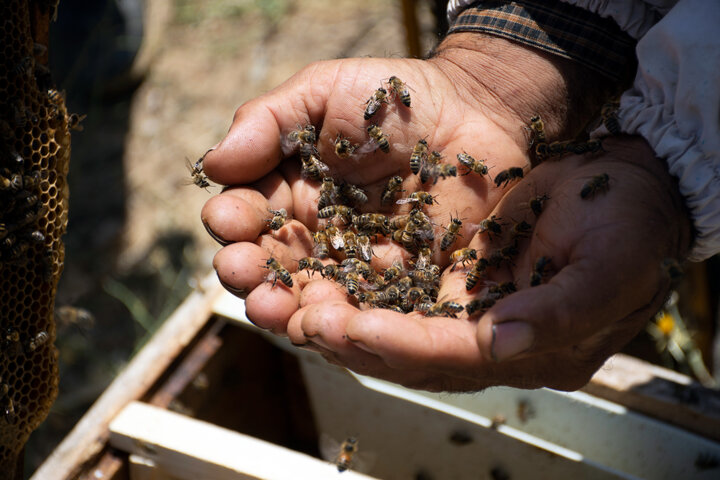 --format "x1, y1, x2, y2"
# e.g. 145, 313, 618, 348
24, 0, 720, 475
